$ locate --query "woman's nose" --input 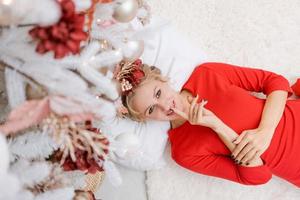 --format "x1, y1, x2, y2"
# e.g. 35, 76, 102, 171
159, 99, 170, 111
